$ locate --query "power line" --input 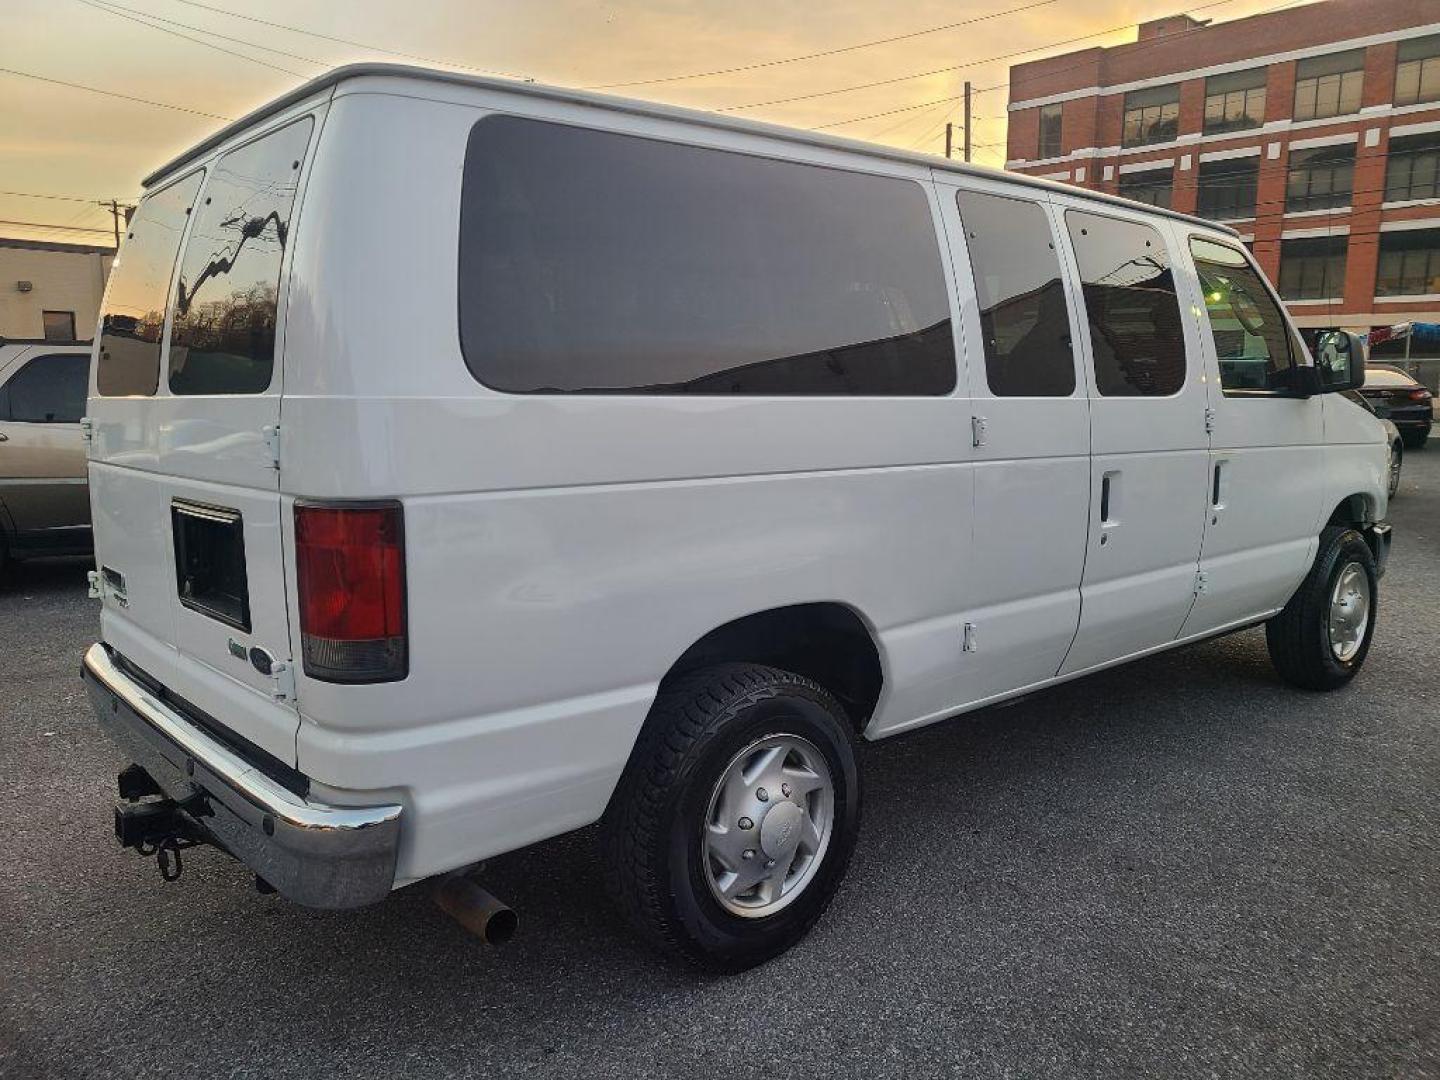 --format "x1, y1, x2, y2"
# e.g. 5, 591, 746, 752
167, 0, 526, 79
862, 99, 954, 143
74, 0, 308, 77
585, 0, 1061, 90
0, 66, 233, 120
725, 0, 1245, 115
0, 189, 113, 204
83, 0, 326, 68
